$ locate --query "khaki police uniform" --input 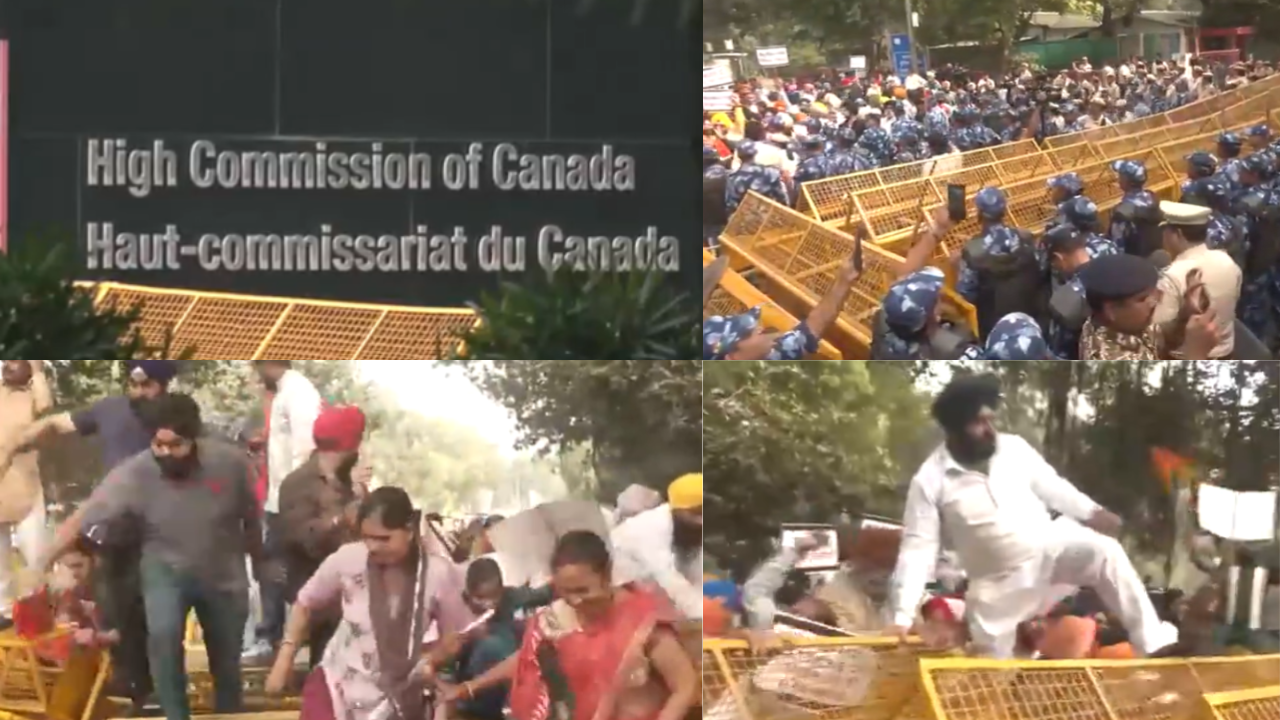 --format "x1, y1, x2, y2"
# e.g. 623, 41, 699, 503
1151, 202, 1242, 358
